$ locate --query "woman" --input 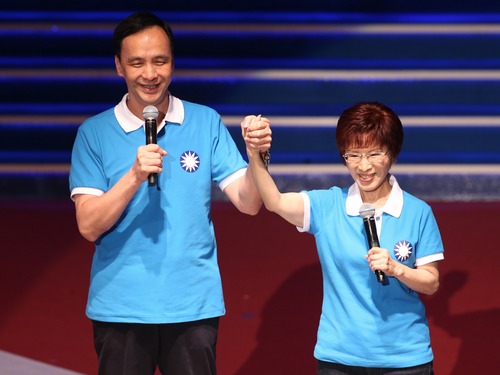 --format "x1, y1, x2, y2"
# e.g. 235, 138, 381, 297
243, 102, 444, 375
